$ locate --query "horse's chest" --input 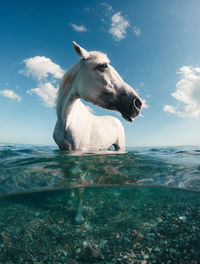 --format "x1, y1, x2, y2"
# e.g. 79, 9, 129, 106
67, 122, 117, 150
66, 126, 91, 149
